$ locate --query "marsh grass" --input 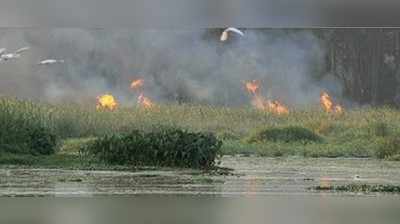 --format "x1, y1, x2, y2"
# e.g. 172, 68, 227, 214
83, 128, 222, 169
1, 97, 400, 161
